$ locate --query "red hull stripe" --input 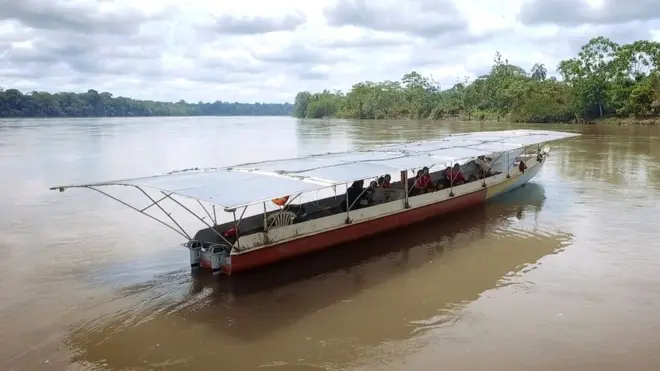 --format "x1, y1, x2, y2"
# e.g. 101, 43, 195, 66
229, 188, 487, 274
